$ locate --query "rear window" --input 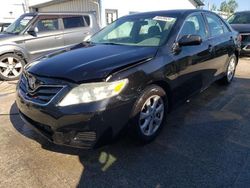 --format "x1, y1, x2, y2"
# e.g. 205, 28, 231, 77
63, 16, 85, 29
84, 15, 90, 26
228, 13, 250, 24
